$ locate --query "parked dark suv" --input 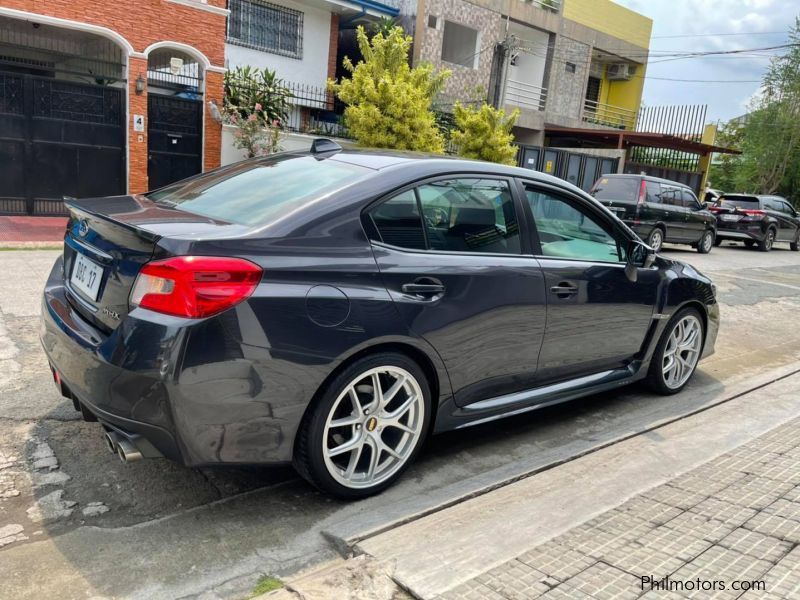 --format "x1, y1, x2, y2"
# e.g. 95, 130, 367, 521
710, 194, 800, 252
590, 174, 716, 253
41, 145, 719, 498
